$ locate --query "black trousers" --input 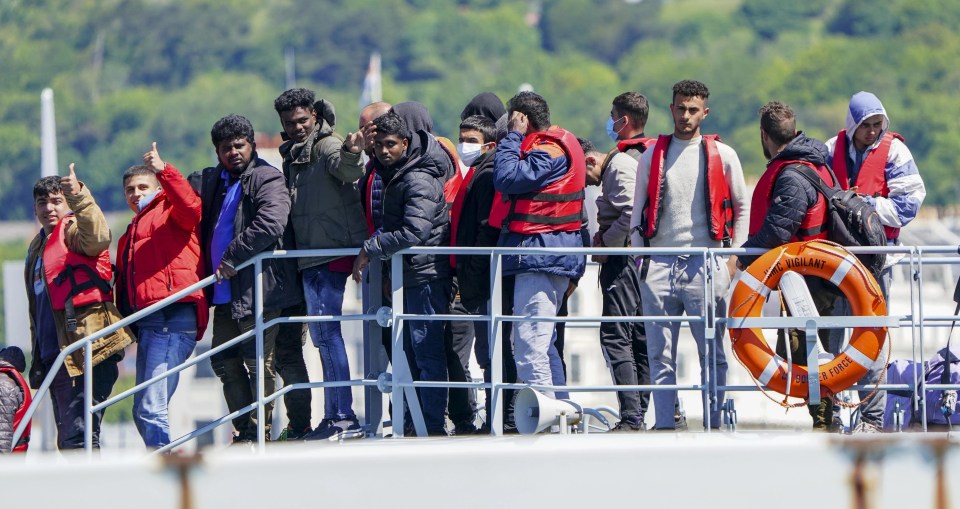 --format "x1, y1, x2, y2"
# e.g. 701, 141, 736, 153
599, 255, 650, 424
445, 282, 478, 427
48, 353, 121, 450
274, 301, 312, 432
